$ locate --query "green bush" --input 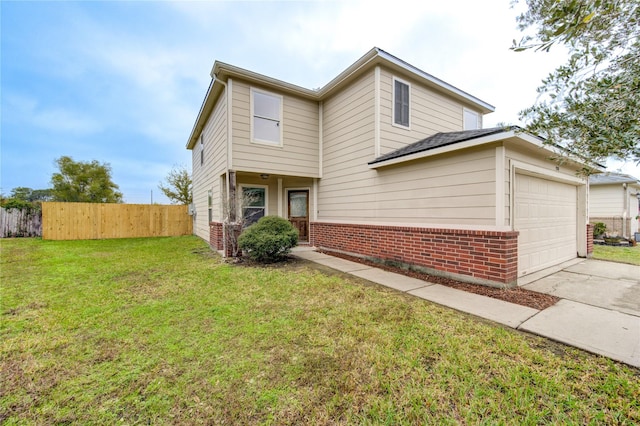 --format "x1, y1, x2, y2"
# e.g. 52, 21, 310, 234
593, 222, 607, 238
238, 216, 299, 262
